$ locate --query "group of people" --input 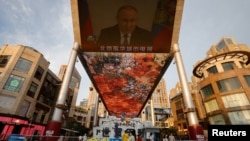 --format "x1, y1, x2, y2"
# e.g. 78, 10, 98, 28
147, 132, 175, 141
163, 133, 176, 141
78, 134, 87, 141
77, 132, 175, 141
122, 131, 142, 141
